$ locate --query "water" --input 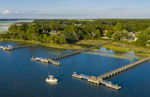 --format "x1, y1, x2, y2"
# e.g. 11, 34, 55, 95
0, 20, 33, 33
0, 42, 150, 97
